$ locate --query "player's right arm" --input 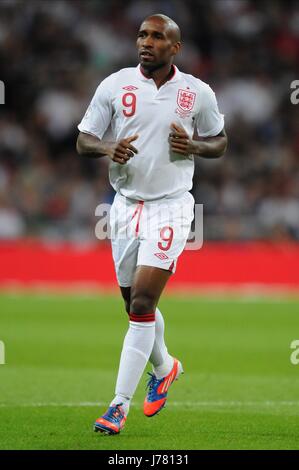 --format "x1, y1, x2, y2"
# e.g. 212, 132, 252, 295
76, 132, 138, 165
76, 75, 138, 165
